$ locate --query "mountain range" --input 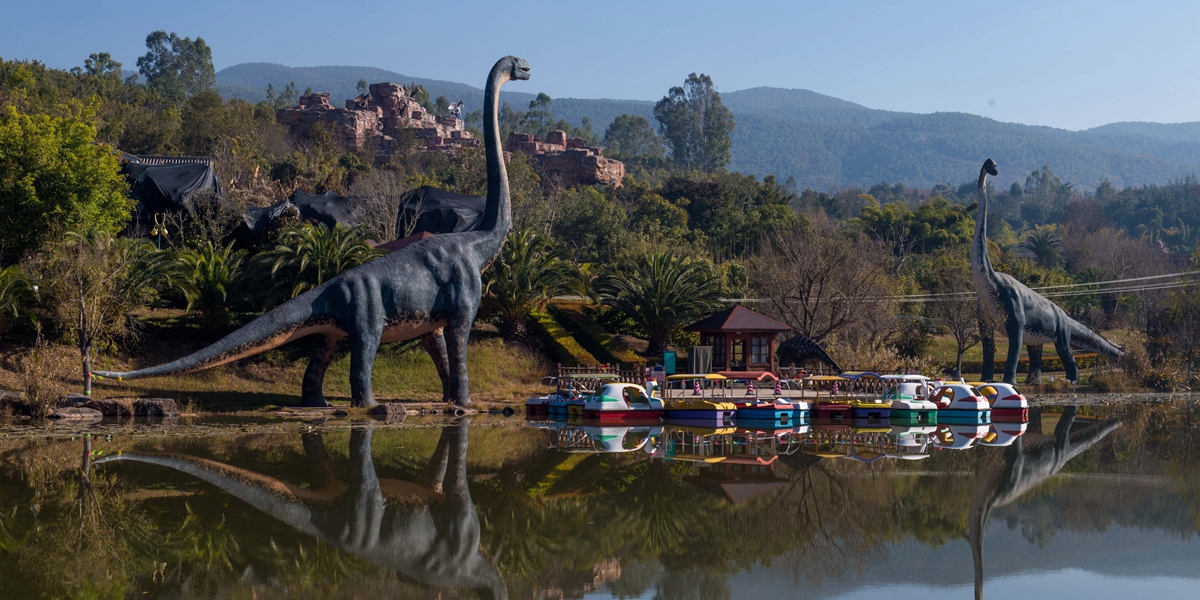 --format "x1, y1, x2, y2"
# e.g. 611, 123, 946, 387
216, 63, 1200, 191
